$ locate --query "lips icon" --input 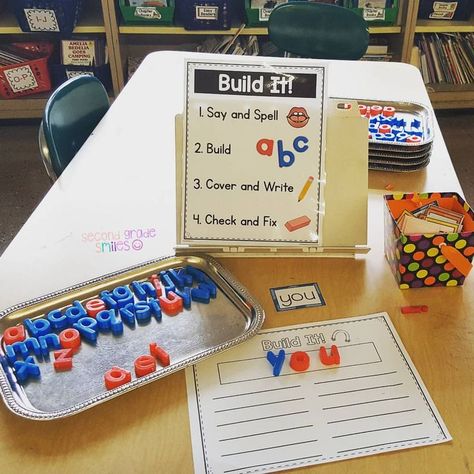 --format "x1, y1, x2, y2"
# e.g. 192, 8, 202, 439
287, 107, 310, 128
